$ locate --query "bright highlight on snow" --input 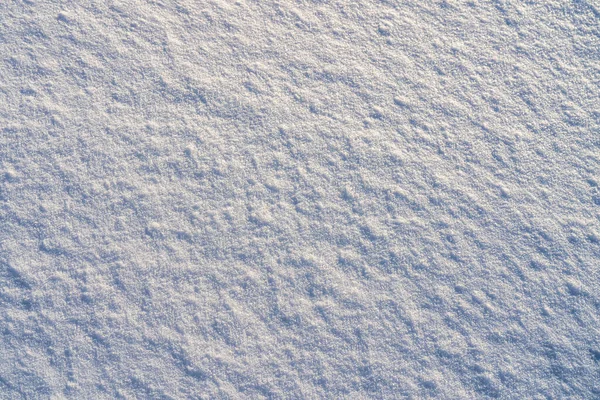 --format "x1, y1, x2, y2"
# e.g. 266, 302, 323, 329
1, 0, 599, 398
